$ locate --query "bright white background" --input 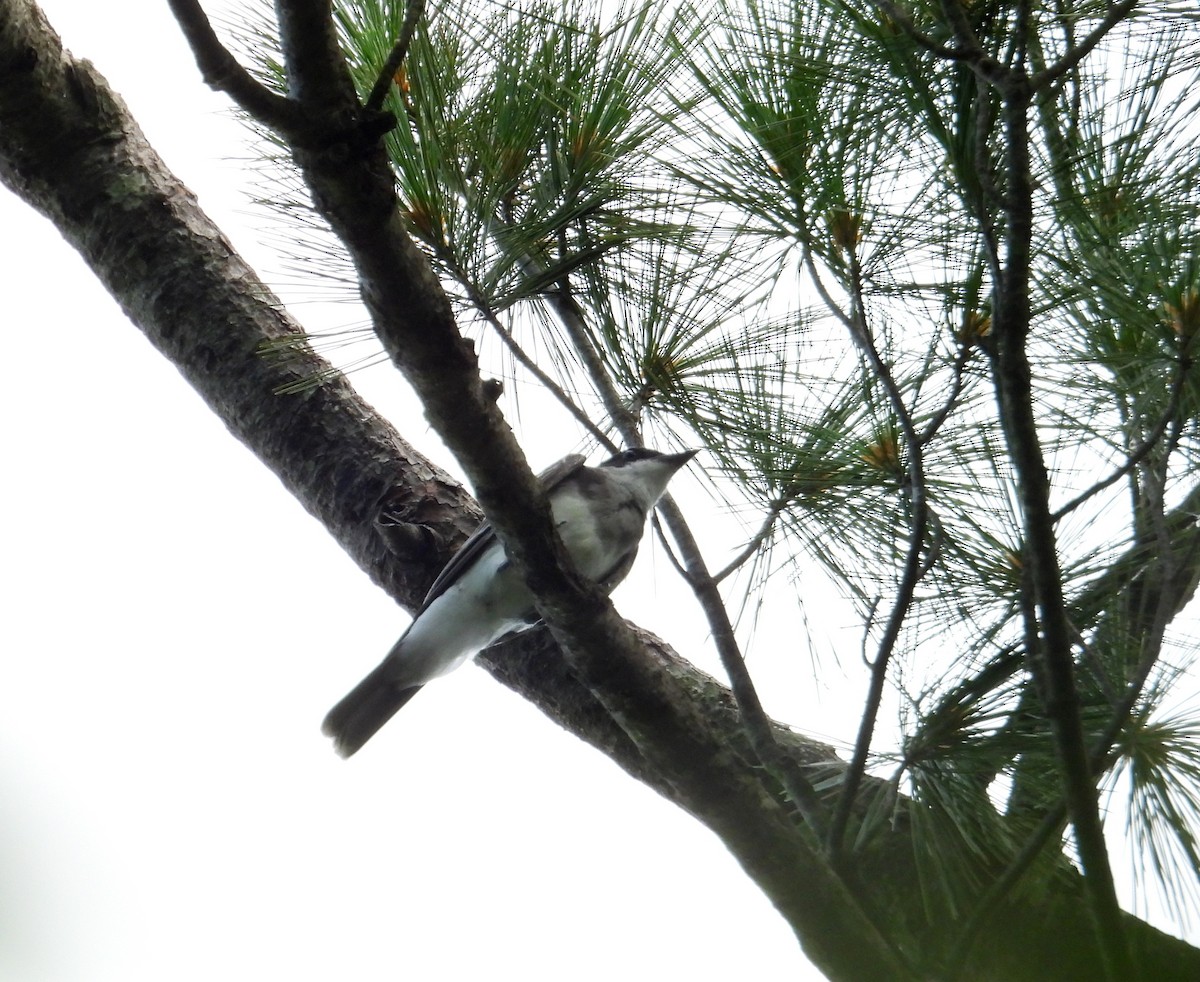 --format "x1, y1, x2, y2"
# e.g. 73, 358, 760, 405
0, 3, 848, 979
